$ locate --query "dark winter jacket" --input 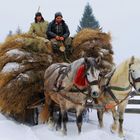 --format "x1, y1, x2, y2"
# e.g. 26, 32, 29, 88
47, 20, 70, 39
